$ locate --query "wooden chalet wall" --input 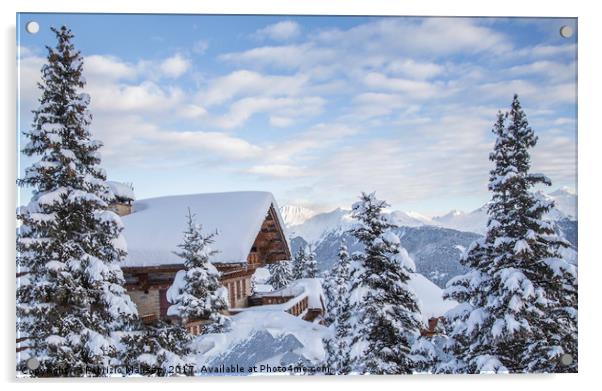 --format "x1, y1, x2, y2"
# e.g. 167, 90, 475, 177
247, 205, 290, 266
